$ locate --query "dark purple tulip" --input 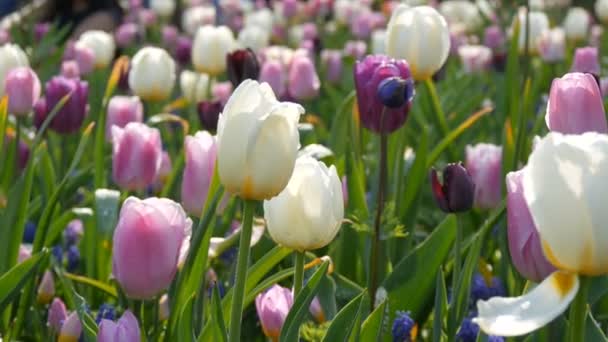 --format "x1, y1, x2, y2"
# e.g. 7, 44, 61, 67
354, 55, 413, 134
175, 36, 192, 66
4, 133, 30, 170
197, 100, 223, 132
33, 97, 47, 130
430, 163, 475, 213
227, 48, 260, 87
45, 76, 89, 134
